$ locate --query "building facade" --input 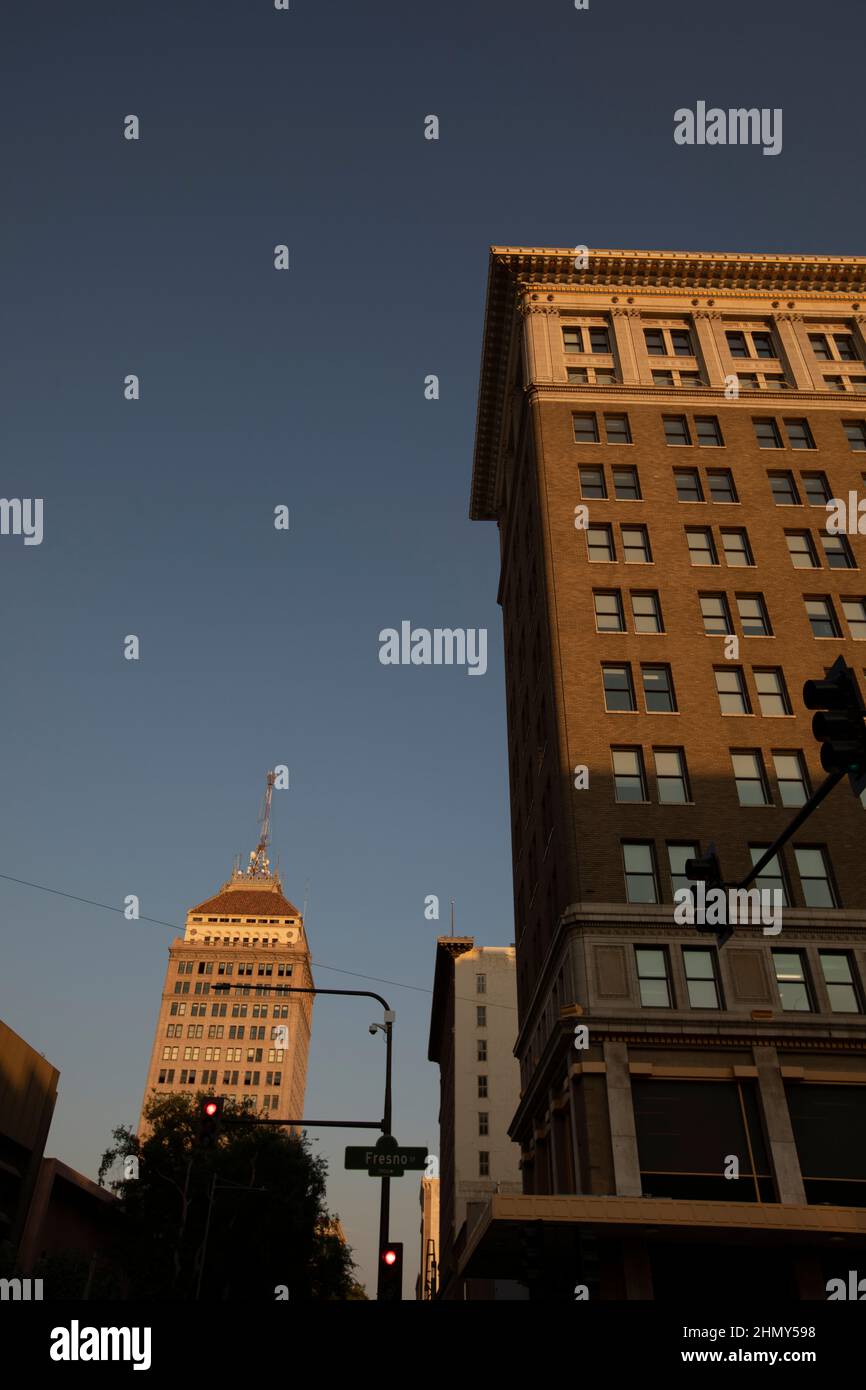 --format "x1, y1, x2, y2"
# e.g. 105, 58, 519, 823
427, 938, 523, 1297
466, 247, 866, 1298
139, 819, 313, 1131
416, 1175, 440, 1300
0, 1019, 59, 1258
